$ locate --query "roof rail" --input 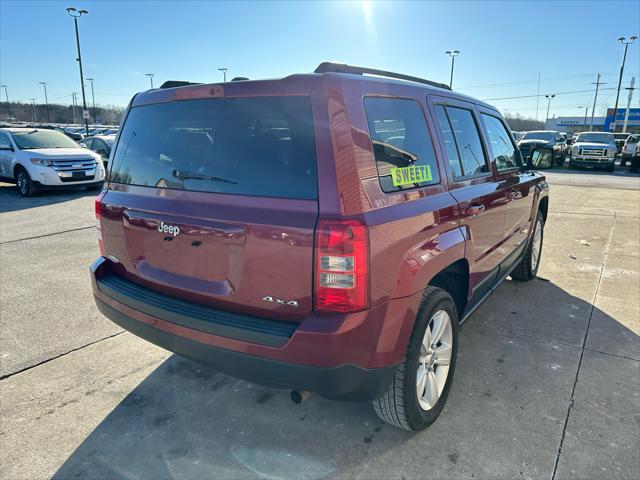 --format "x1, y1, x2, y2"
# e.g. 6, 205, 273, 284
314, 62, 451, 90
159, 80, 202, 89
